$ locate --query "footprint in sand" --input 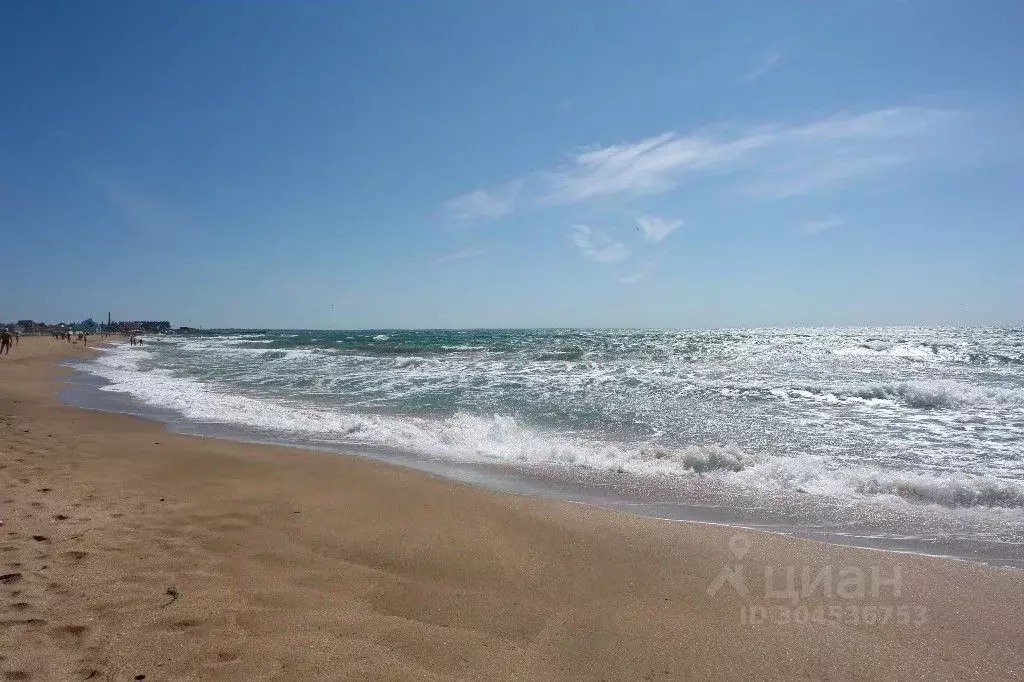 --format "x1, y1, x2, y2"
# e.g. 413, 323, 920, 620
0, 618, 46, 628
3, 670, 32, 680
49, 624, 89, 649
169, 618, 202, 631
